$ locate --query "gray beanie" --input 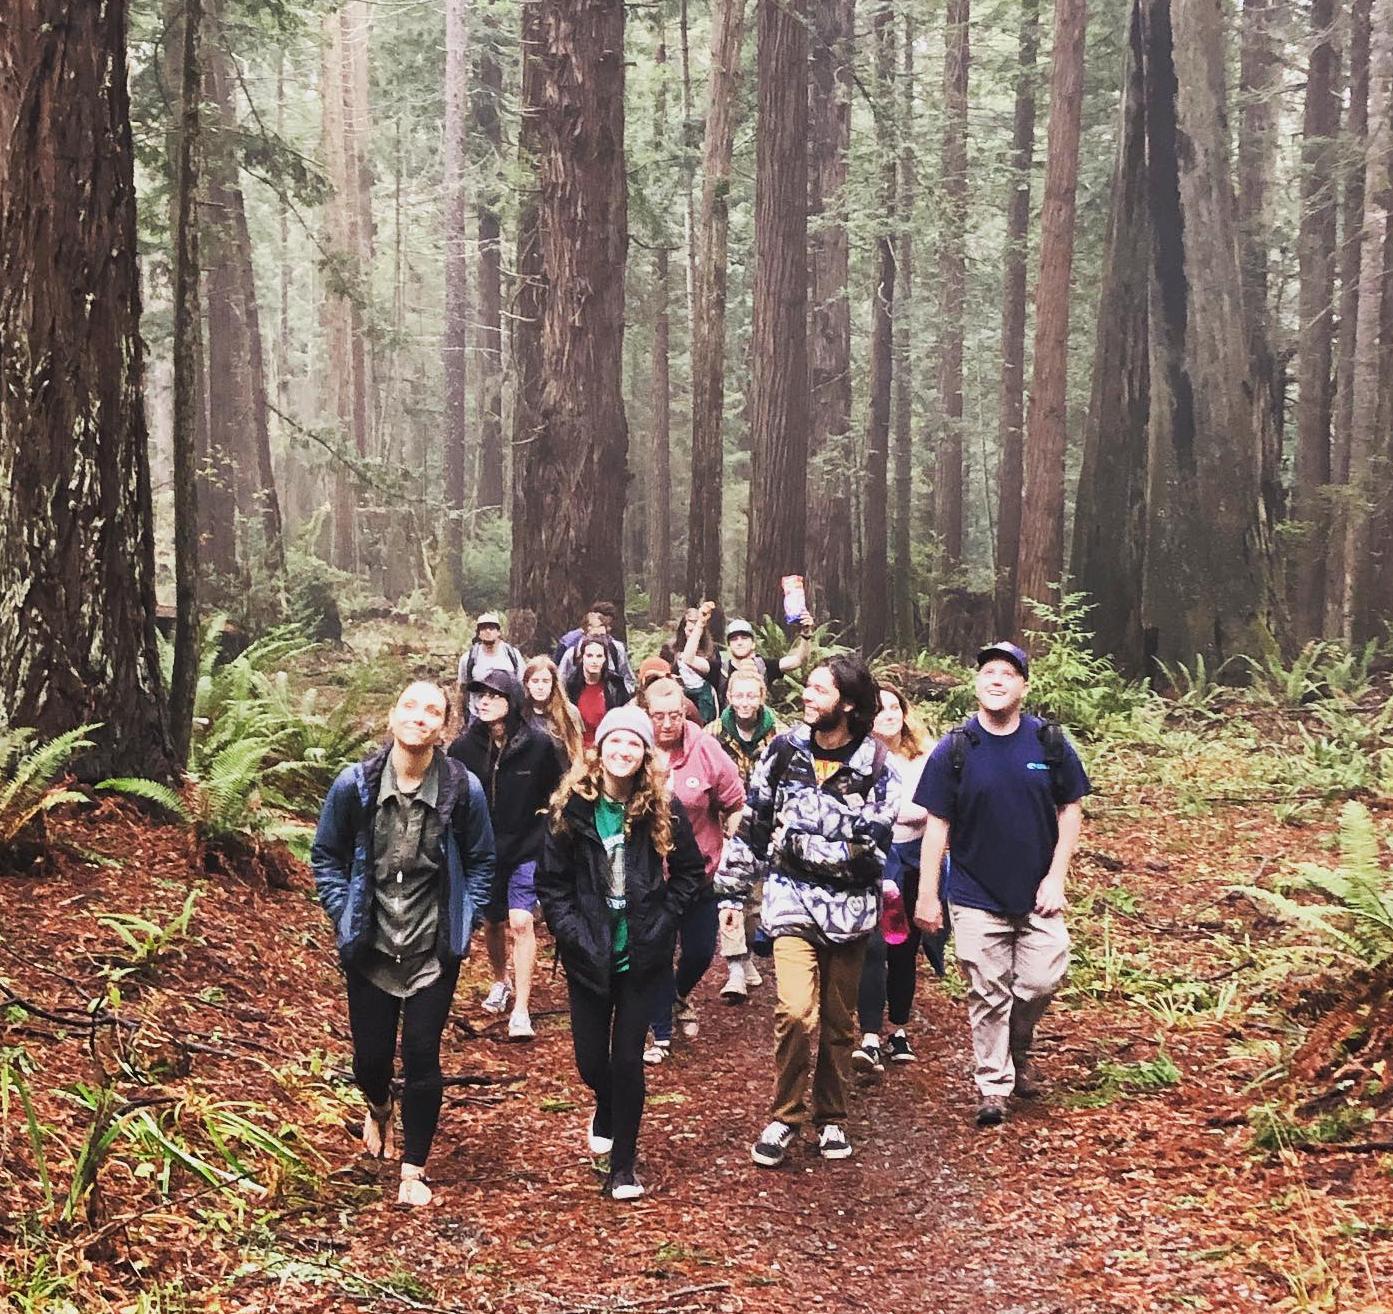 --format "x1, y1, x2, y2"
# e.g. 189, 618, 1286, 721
594, 704, 655, 753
